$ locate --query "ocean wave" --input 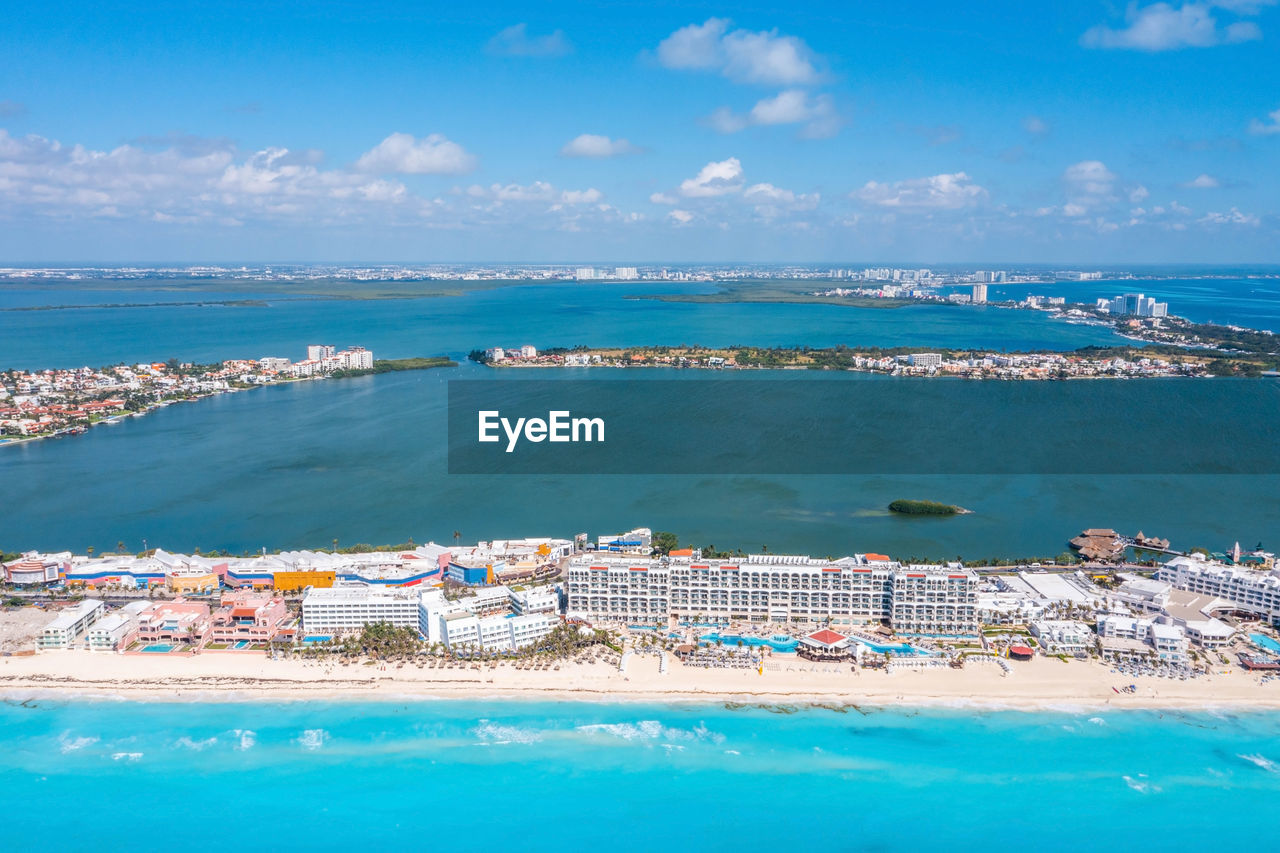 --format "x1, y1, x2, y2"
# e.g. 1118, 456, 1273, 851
1088, 717, 1107, 726
233, 729, 256, 751
59, 732, 98, 754
472, 720, 543, 745
296, 729, 329, 750
1122, 774, 1161, 794
575, 720, 725, 744
1238, 753, 1278, 773
111, 752, 143, 762
175, 736, 218, 751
